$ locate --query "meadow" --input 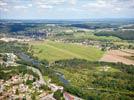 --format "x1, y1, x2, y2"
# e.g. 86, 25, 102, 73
30, 40, 104, 62
73, 32, 121, 41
